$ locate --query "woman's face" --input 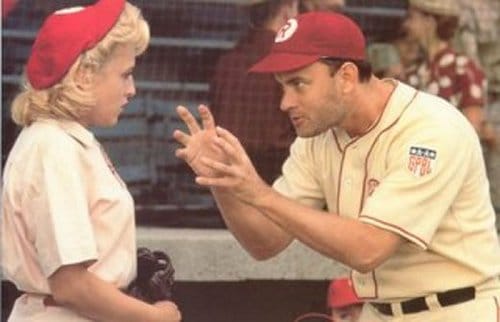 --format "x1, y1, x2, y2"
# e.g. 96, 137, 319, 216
403, 7, 434, 43
84, 43, 137, 127
394, 33, 422, 67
